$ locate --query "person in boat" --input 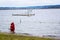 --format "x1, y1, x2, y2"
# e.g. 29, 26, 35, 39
10, 22, 15, 33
